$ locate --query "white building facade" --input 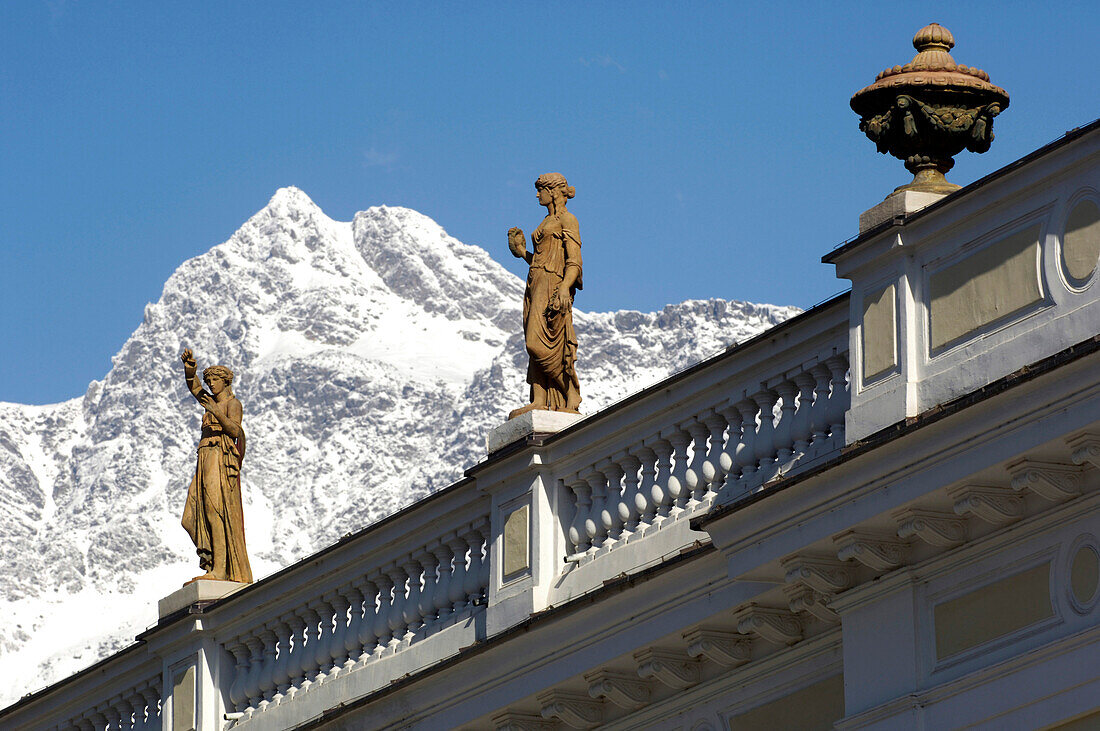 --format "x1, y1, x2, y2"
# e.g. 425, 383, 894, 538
3, 119, 1100, 731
